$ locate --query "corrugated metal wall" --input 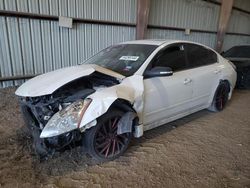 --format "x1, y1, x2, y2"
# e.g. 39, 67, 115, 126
146, 29, 217, 48
0, 0, 250, 88
224, 4, 250, 51
147, 0, 219, 48
223, 34, 250, 51
147, 0, 250, 51
228, 10, 250, 34
1, 0, 136, 22
148, 0, 220, 32
233, 0, 250, 12
0, 0, 136, 88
